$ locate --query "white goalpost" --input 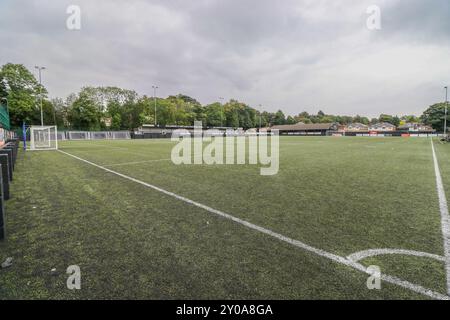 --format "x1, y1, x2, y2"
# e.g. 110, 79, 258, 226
29, 126, 58, 151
